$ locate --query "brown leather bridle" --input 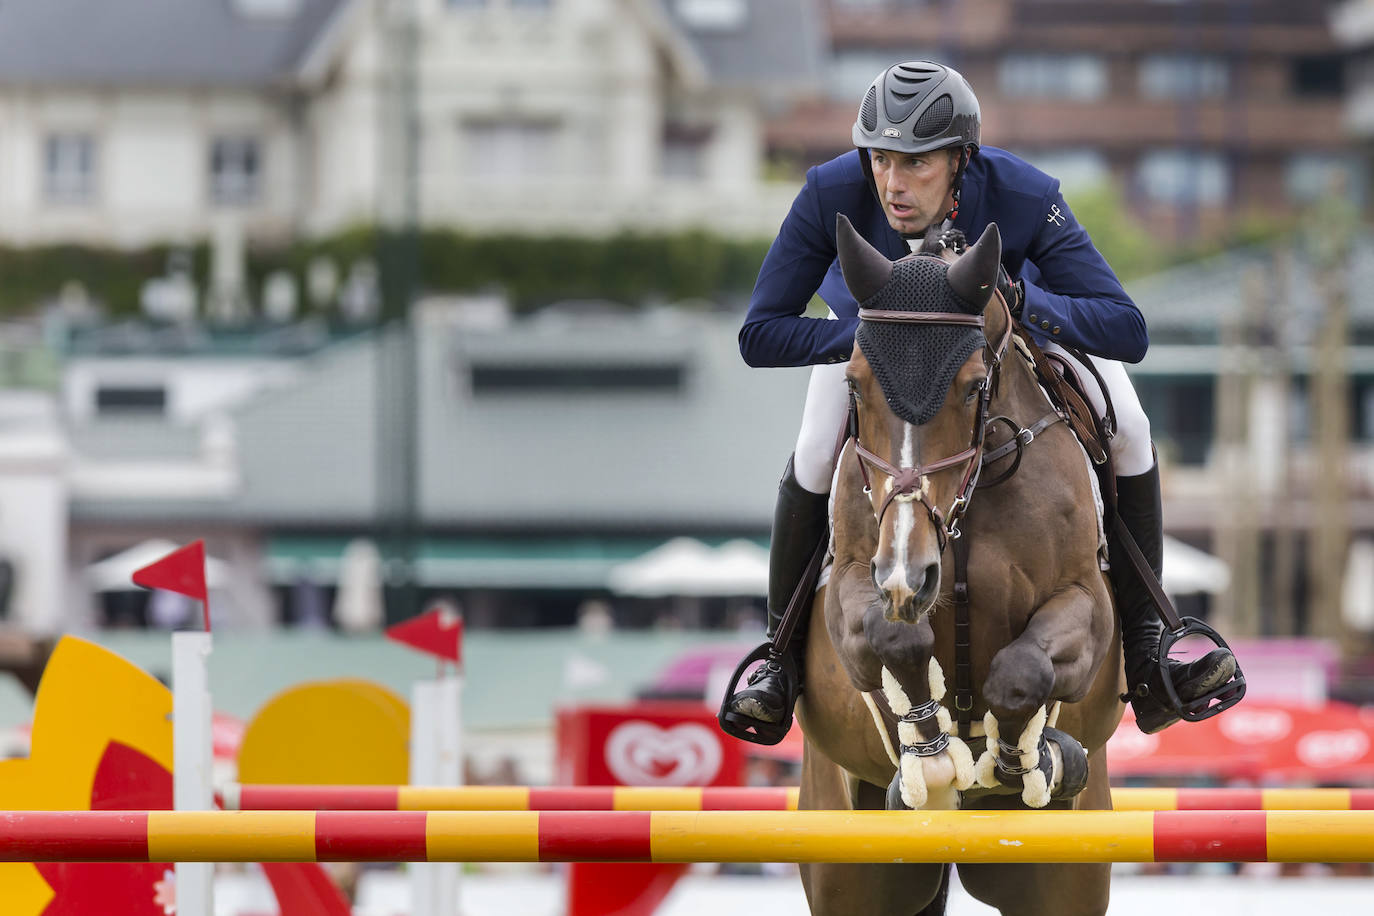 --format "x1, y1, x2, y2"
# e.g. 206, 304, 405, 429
847, 286, 1015, 552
